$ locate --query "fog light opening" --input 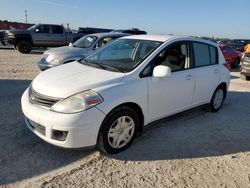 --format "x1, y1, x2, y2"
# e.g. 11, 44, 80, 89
53, 130, 68, 141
